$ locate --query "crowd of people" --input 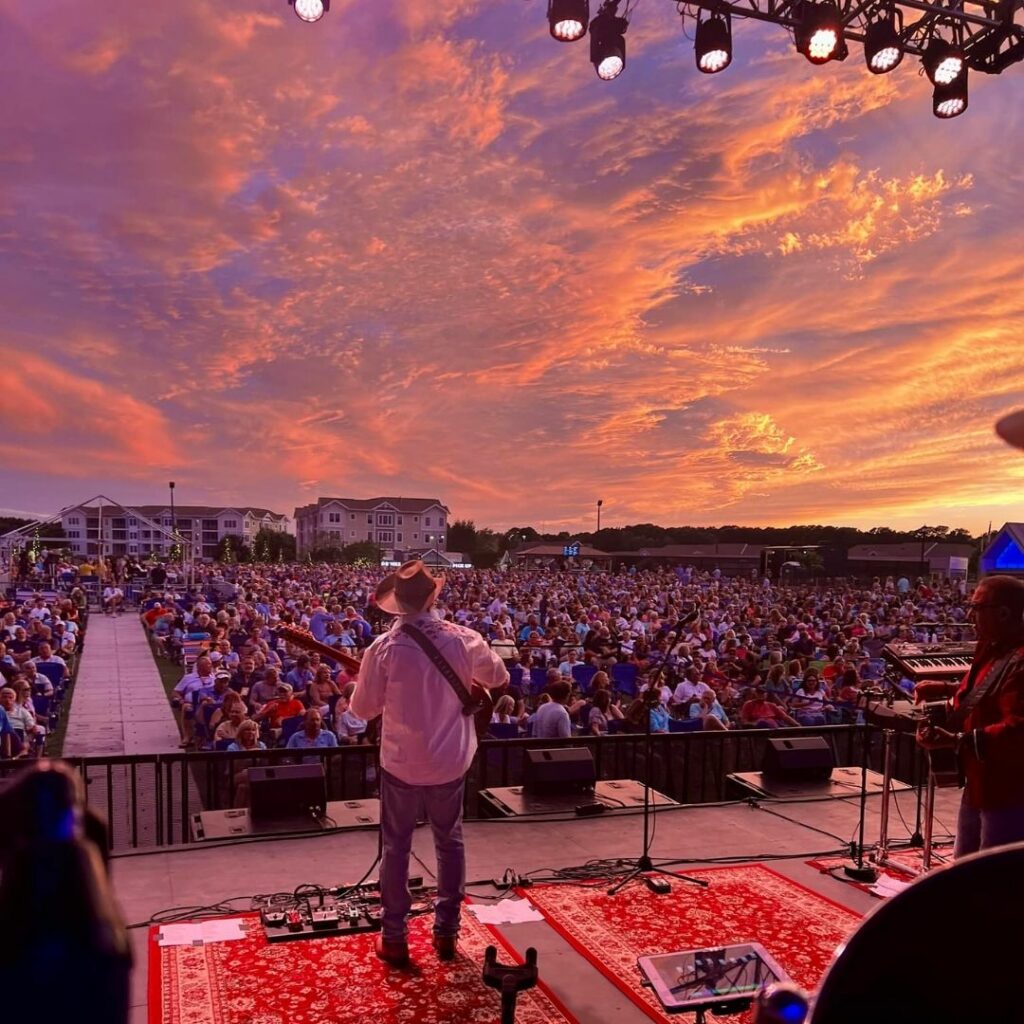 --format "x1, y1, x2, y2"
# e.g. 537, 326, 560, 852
130, 561, 973, 753
0, 587, 84, 758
